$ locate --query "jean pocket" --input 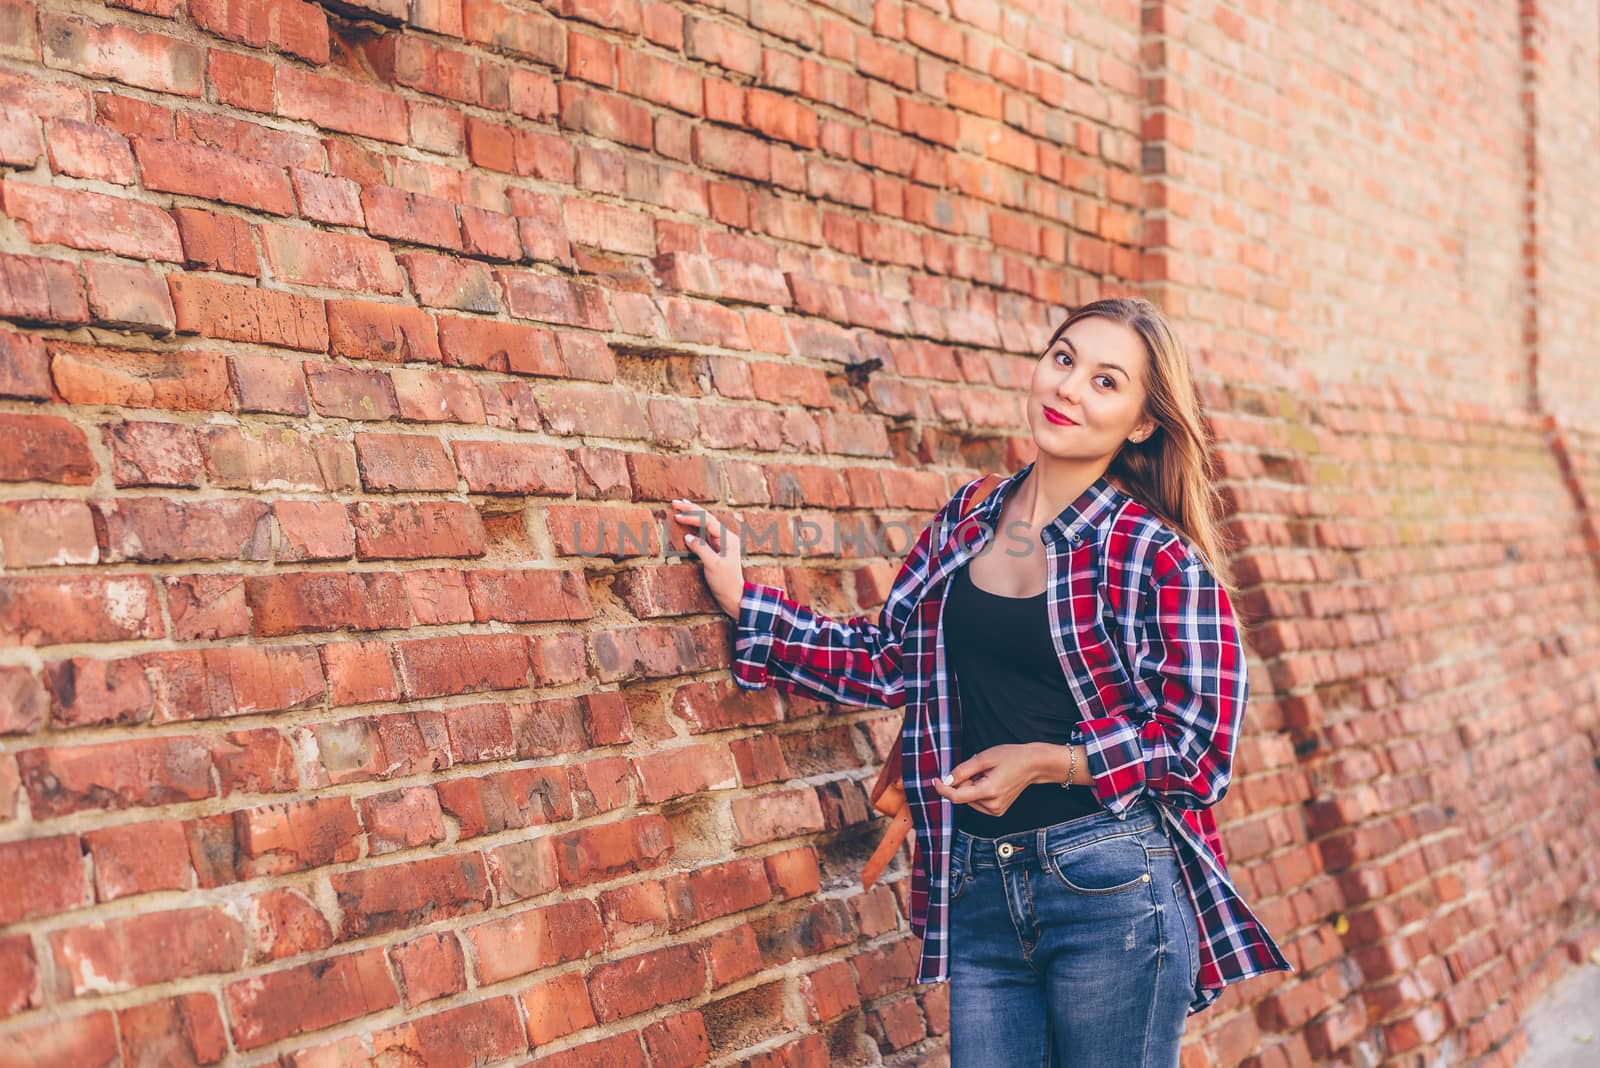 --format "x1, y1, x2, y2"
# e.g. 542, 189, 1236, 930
1172, 878, 1199, 985
1046, 834, 1153, 896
